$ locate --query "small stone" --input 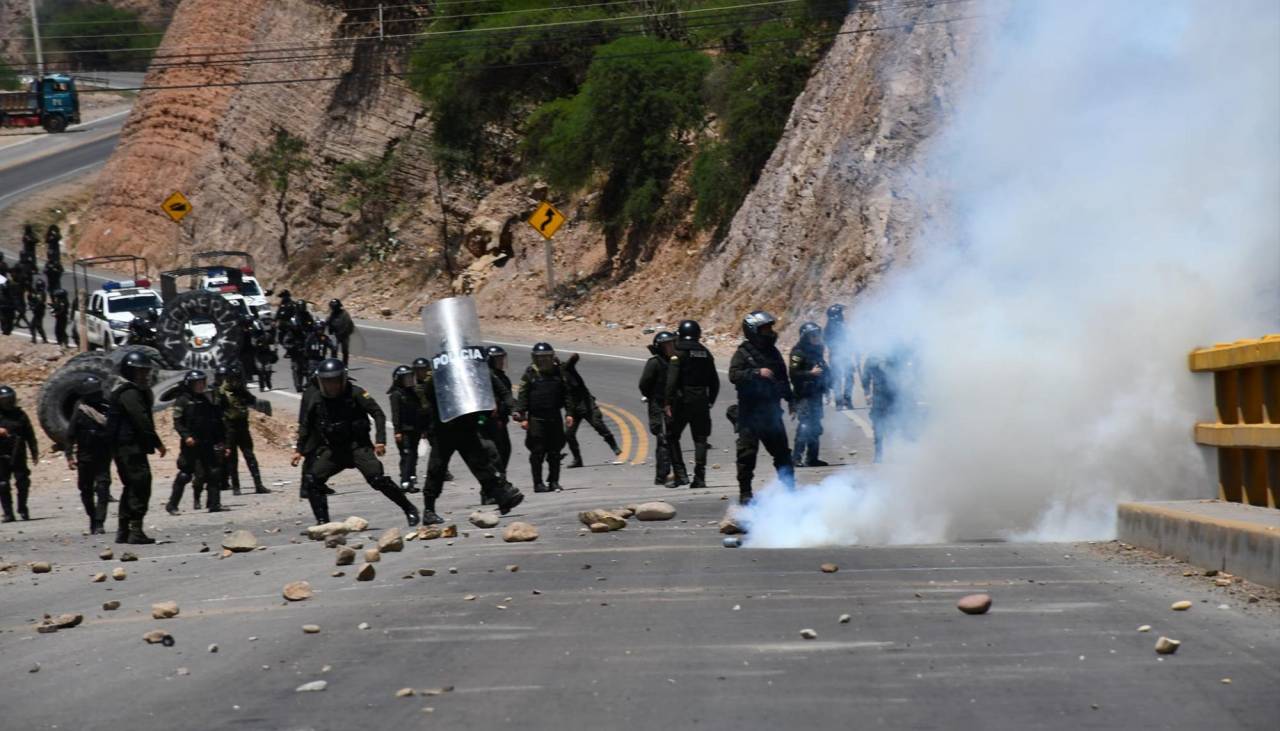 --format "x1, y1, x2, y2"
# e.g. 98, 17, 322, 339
222, 530, 259, 552
418, 568, 436, 577
49, 613, 84, 629
296, 680, 328, 693
120, 552, 138, 562
820, 563, 839, 573
421, 686, 454, 696
396, 688, 415, 698
99, 548, 114, 560
306, 522, 349, 541
469, 511, 500, 529
30, 561, 52, 574
356, 564, 376, 581
331, 571, 345, 577
111, 567, 126, 581
377, 527, 404, 553
102, 600, 121, 611
358, 622, 371, 630
283, 581, 313, 602
343, 516, 369, 532
719, 517, 745, 535
532, 589, 542, 595
800, 629, 818, 640
1247, 595, 1260, 604
335, 546, 356, 566
448, 567, 458, 574
1221, 678, 1232, 684
90, 572, 106, 583
143, 630, 174, 646
838, 614, 851, 624
957, 594, 992, 615
634, 501, 677, 521
417, 526, 443, 540
442, 524, 458, 539
1203, 569, 1219, 577
1214, 578, 1232, 587
29, 663, 40, 673
1154, 636, 1181, 655
364, 548, 381, 563
503, 522, 539, 542
151, 601, 180, 619
464, 594, 477, 601
220, 549, 233, 559
208, 644, 219, 653
506, 565, 519, 573
589, 522, 611, 533
324, 534, 347, 548
176, 667, 190, 676
1171, 601, 1192, 611
1137, 625, 1152, 632
198, 544, 209, 553
302, 625, 321, 634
